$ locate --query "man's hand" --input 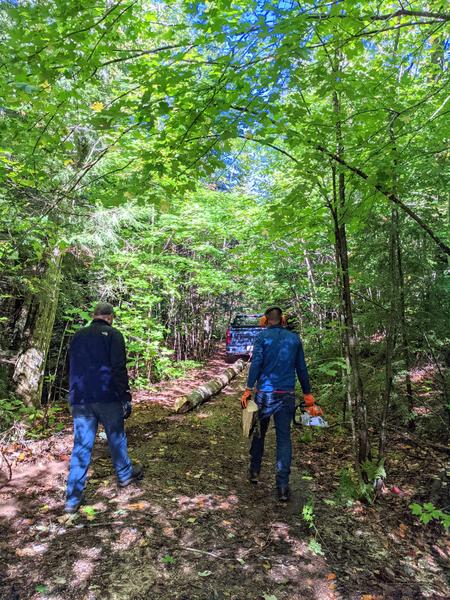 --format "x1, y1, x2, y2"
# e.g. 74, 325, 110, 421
241, 388, 252, 409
